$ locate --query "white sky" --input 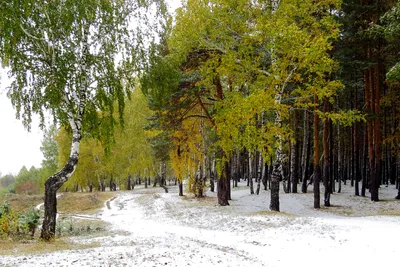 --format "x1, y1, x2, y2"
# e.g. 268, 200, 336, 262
0, 68, 43, 175
0, 0, 182, 176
